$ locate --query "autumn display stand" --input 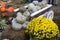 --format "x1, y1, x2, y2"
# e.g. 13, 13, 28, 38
0, 0, 57, 40
0, 5, 53, 40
